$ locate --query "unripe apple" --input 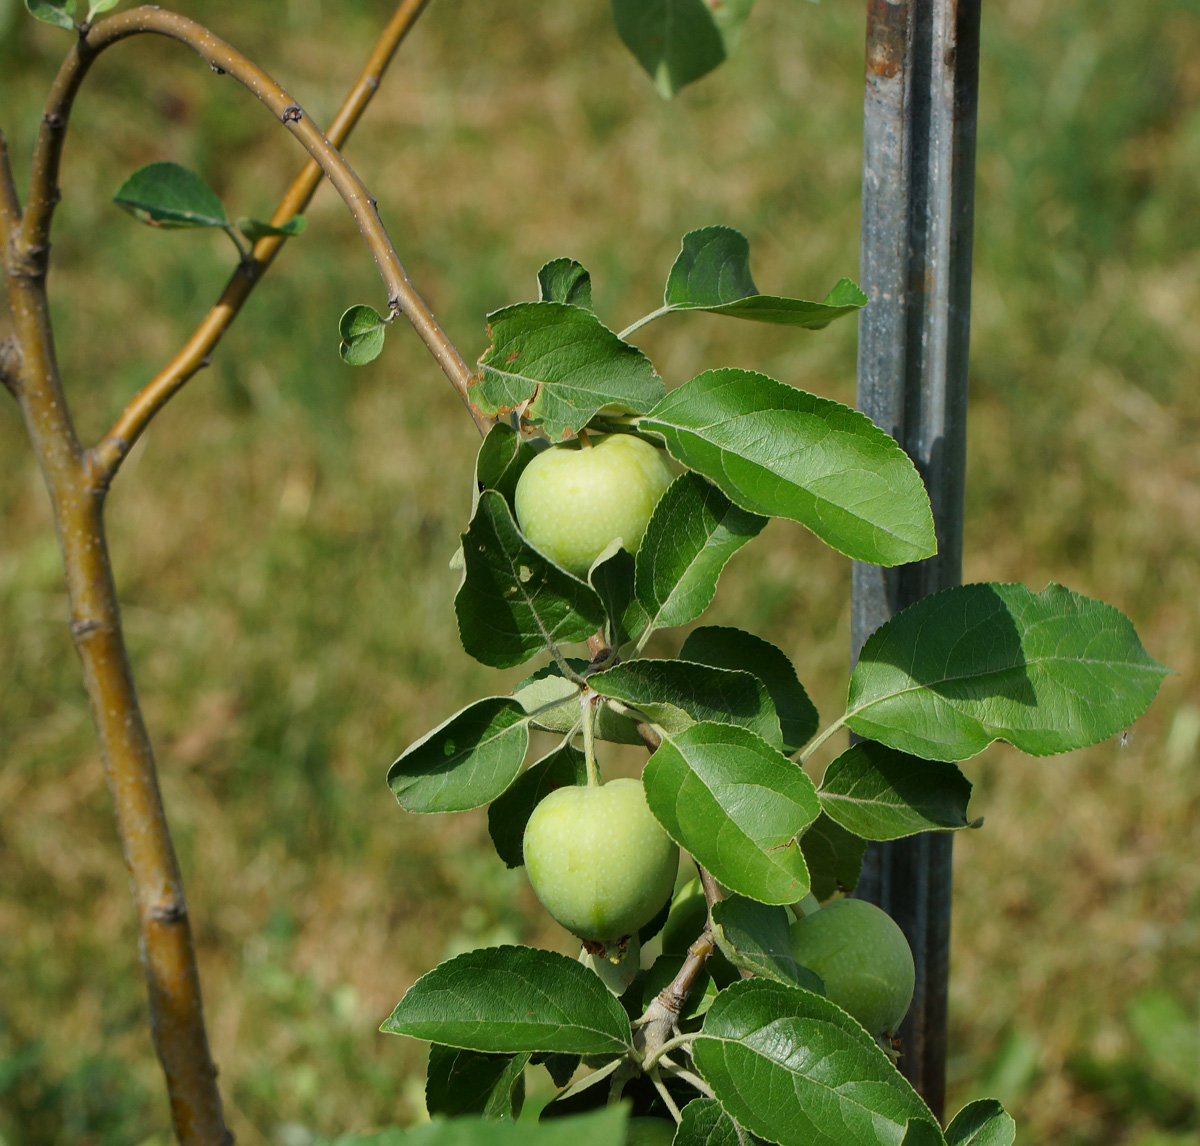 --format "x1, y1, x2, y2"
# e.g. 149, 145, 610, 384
523, 777, 678, 945
789, 898, 915, 1037
514, 433, 675, 577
